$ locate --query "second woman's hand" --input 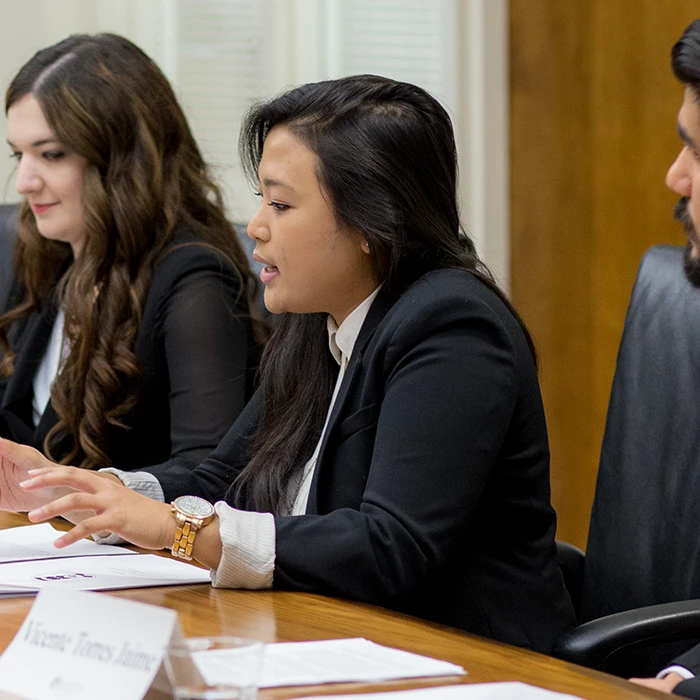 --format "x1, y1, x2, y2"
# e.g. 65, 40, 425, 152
20, 466, 175, 551
0, 438, 69, 512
